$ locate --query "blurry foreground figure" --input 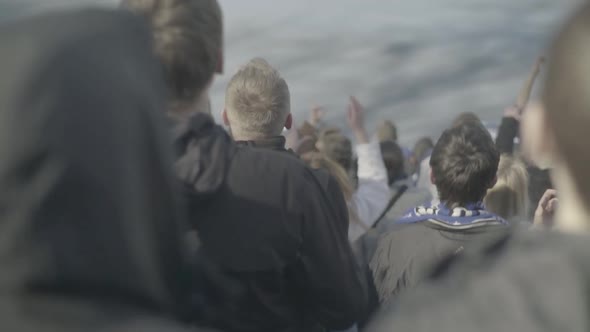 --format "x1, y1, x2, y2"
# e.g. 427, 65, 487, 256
0, 9, 201, 332
366, 3, 590, 331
